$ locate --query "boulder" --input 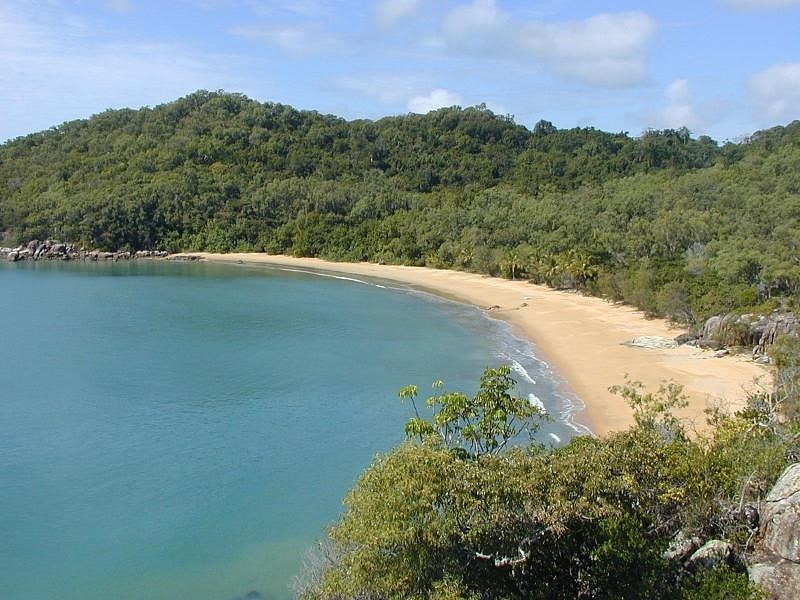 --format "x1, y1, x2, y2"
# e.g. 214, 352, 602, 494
749, 560, 800, 600
675, 332, 699, 346
700, 315, 725, 347
748, 463, 800, 599
663, 531, 702, 562
753, 314, 800, 356
761, 463, 800, 562
686, 540, 736, 571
